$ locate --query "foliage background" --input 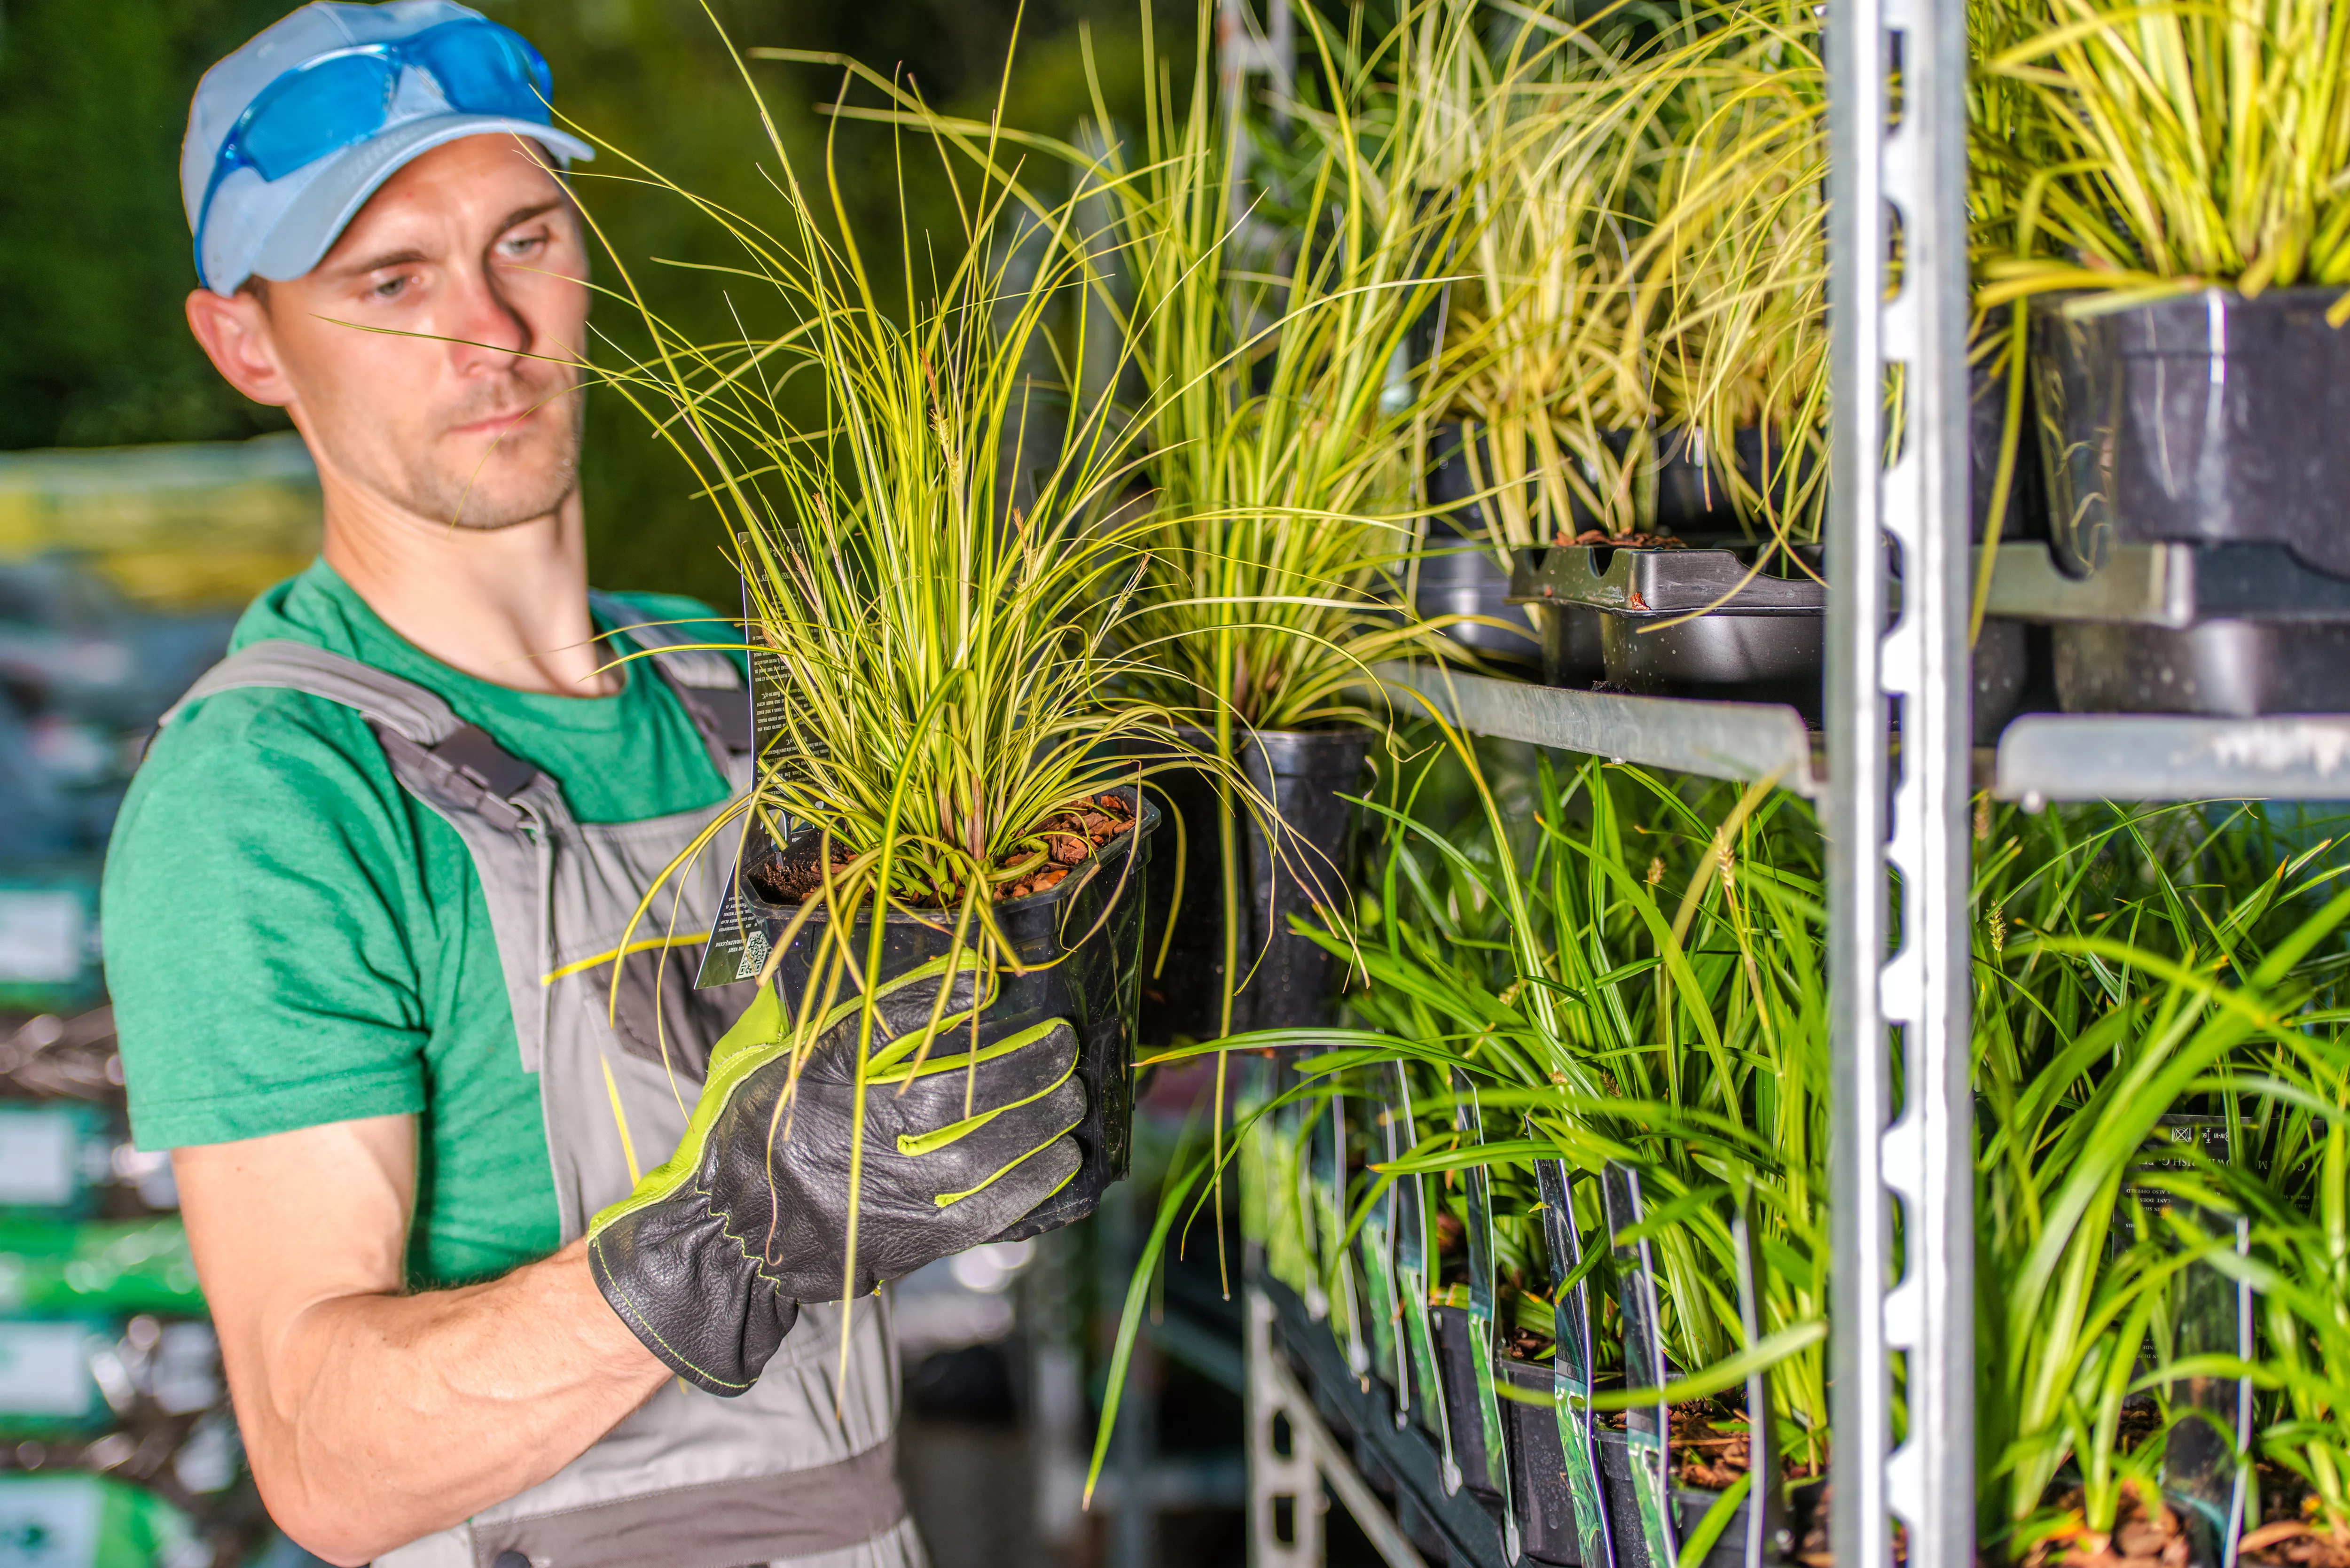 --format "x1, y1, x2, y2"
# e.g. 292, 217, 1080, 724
0, 0, 1175, 606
